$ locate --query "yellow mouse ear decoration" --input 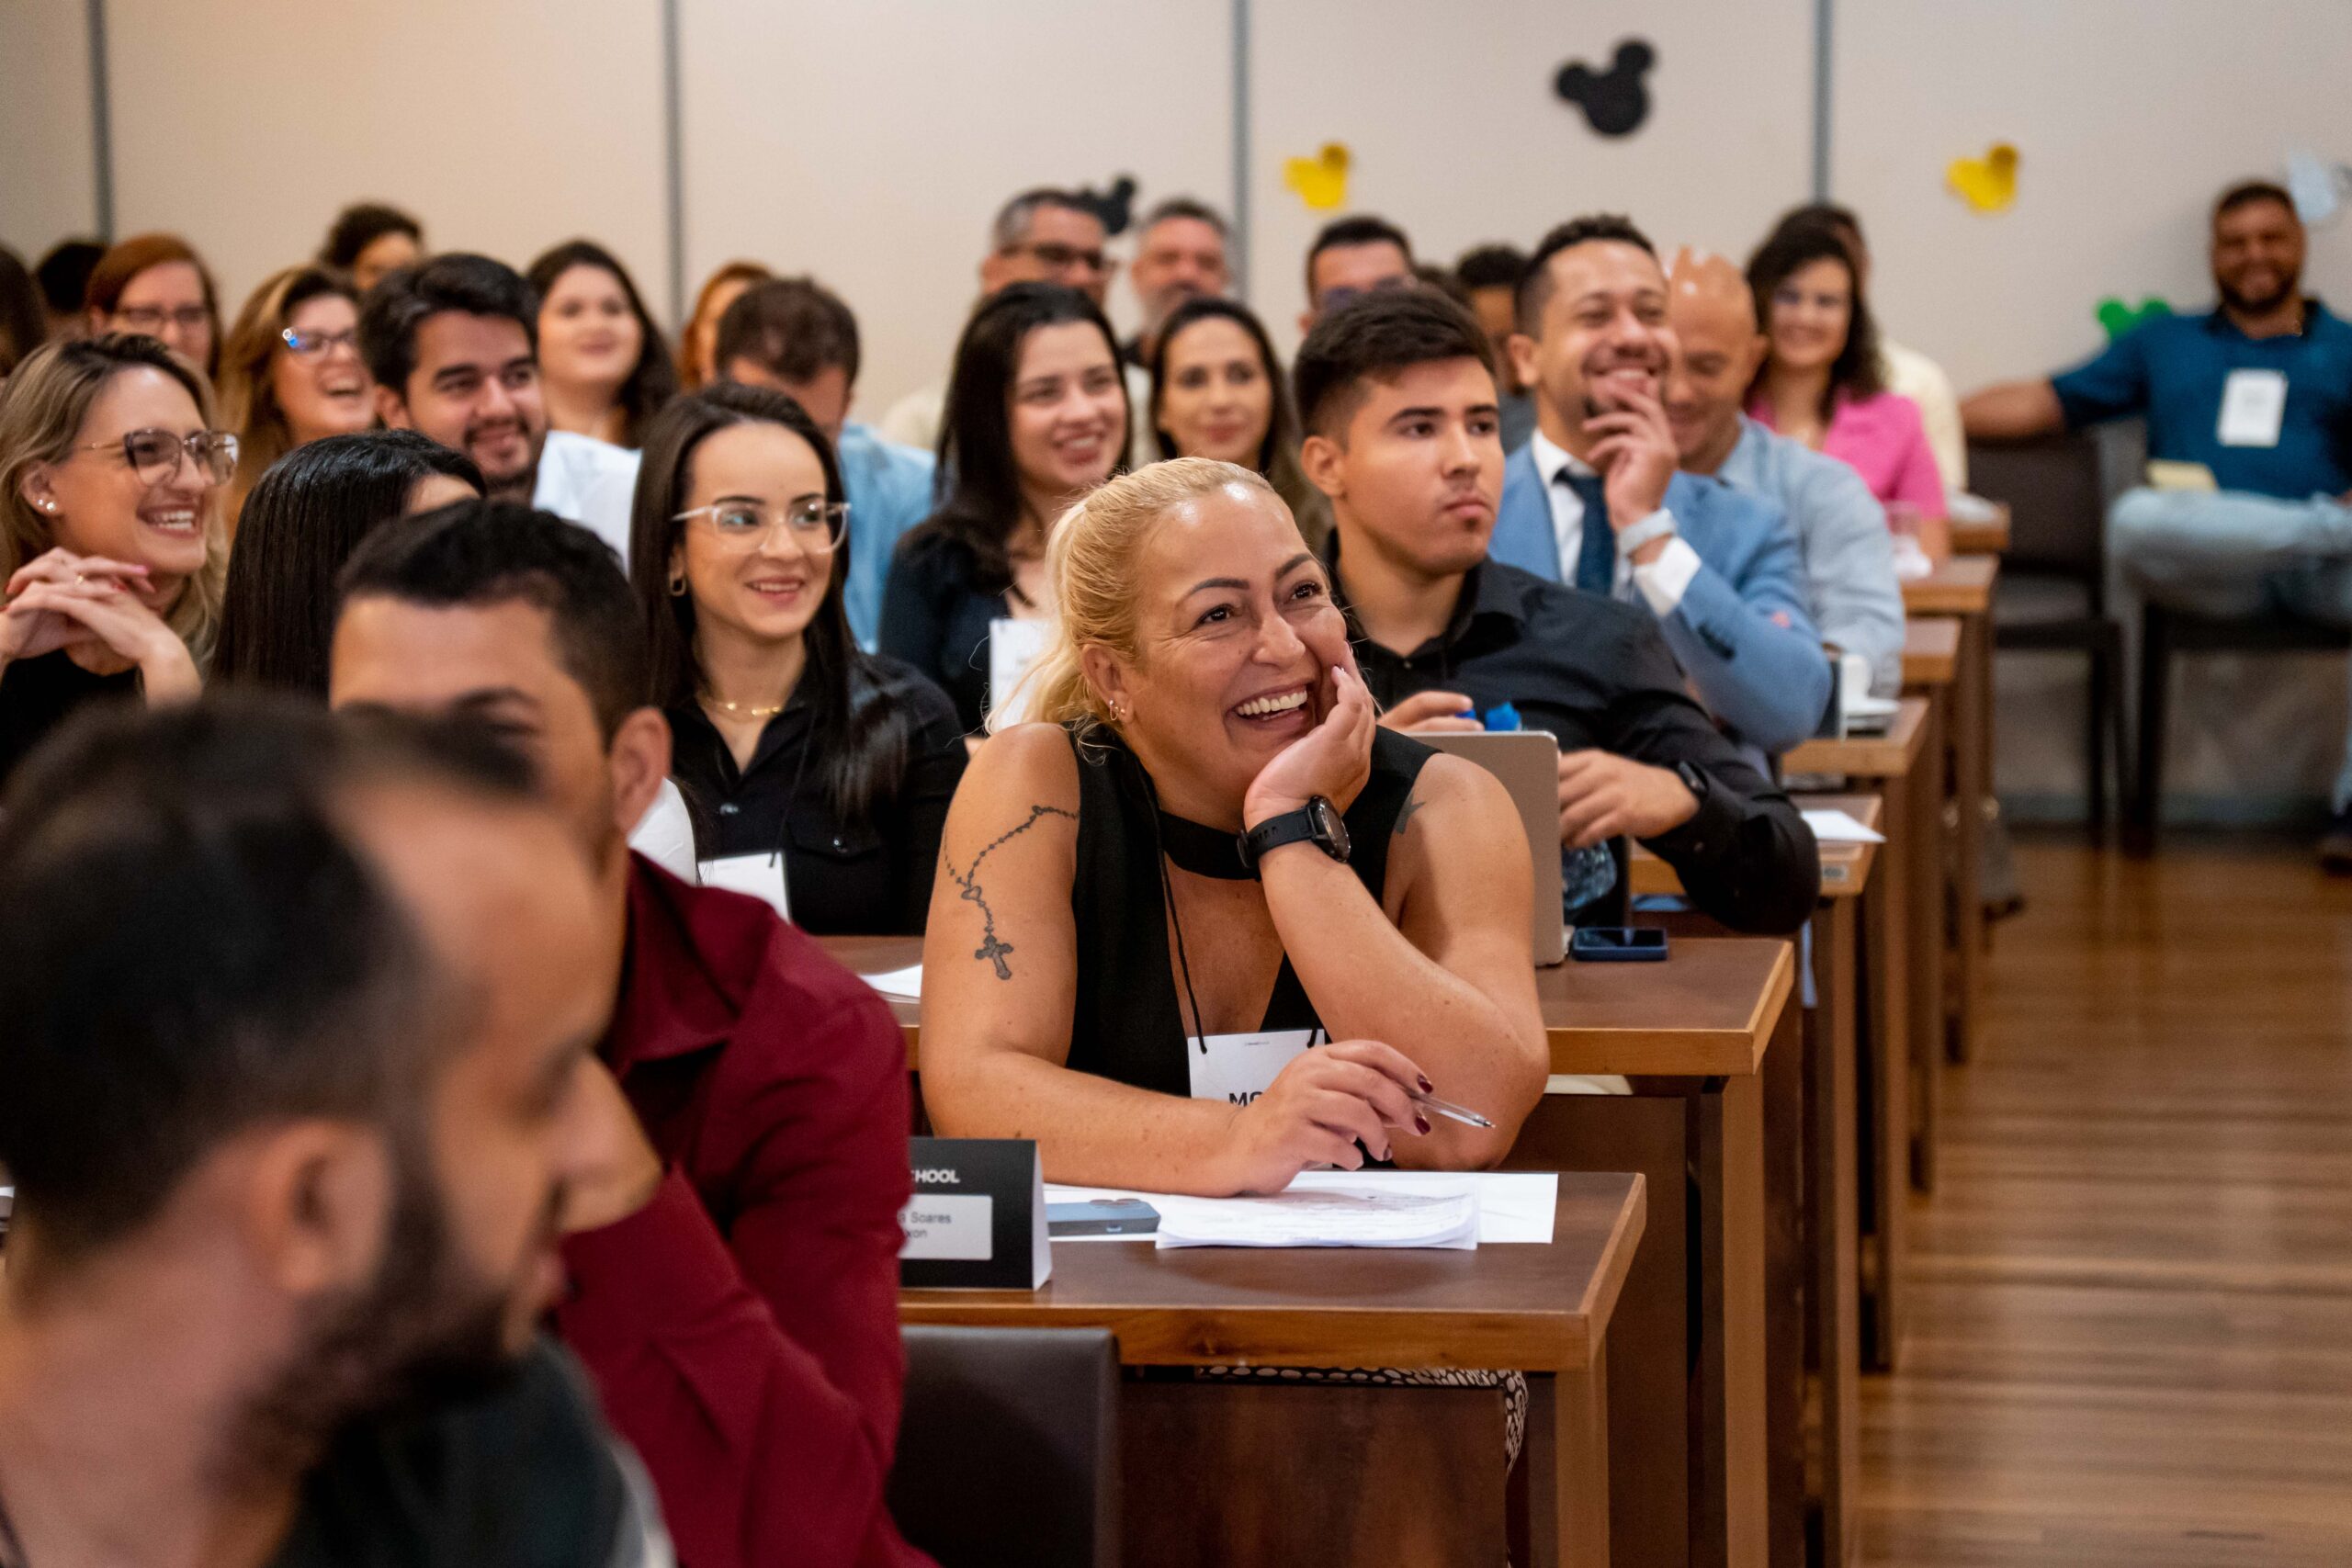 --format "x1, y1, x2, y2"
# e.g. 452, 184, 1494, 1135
1947, 141, 2019, 213
1283, 142, 1352, 211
